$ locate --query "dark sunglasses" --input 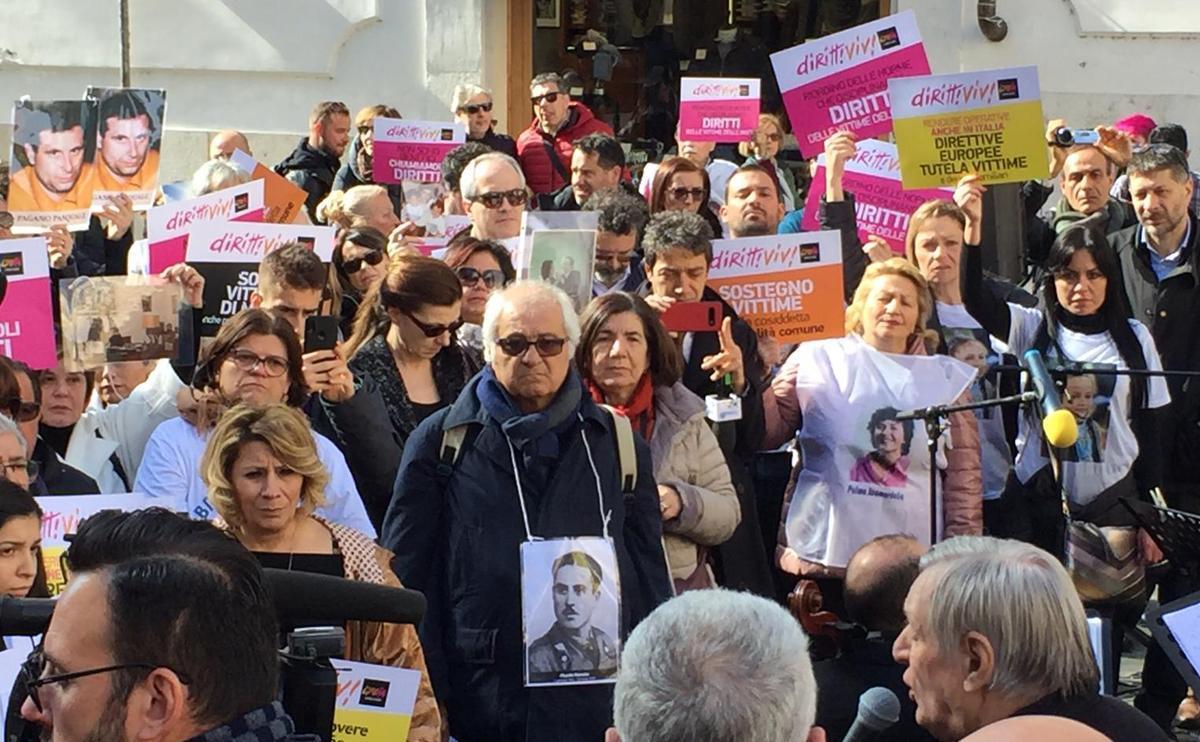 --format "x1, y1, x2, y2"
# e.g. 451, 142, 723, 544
456, 266, 506, 289
402, 309, 464, 338
667, 187, 705, 203
475, 189, 528, 209
763, 132, 782, 142
495, 334, 567, 358
344, 249, 384, 275
531, 92, 561, 106
0, 398, 40, 423
461, 102, 493, 115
